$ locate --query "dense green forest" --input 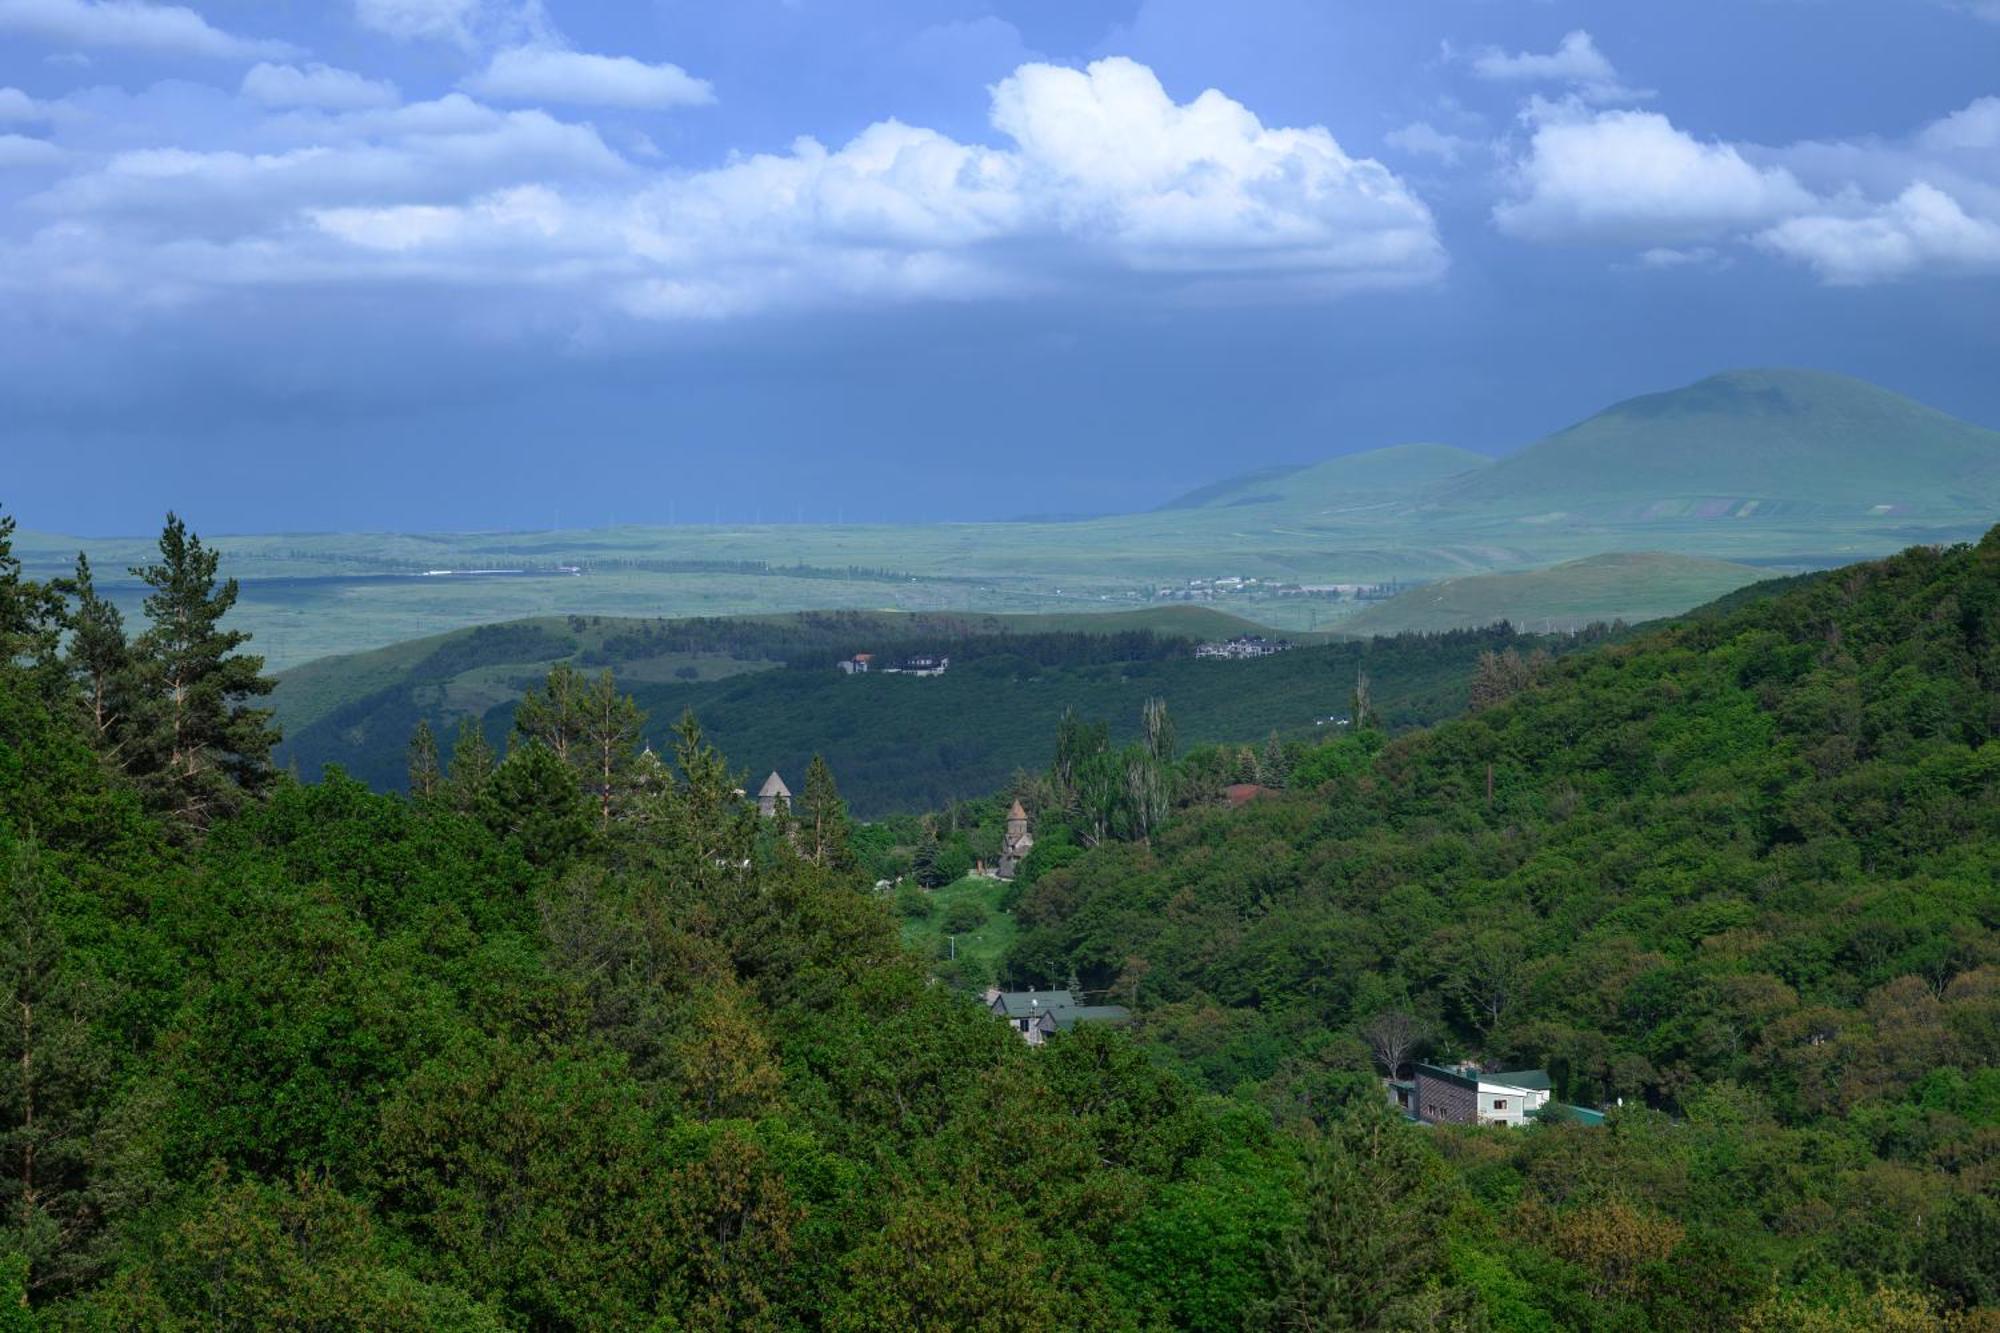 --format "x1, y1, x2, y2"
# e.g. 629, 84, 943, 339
1, 503, 1995, 1328
996, 528, 2000, 1325
283, 611, 1602, 815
